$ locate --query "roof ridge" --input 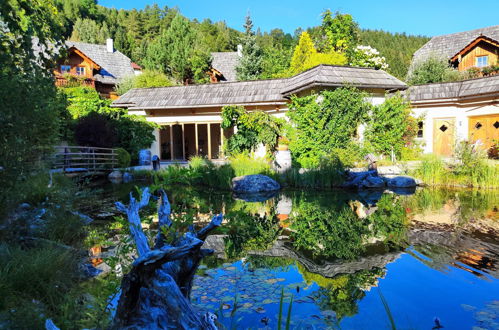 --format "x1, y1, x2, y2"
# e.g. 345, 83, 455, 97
431, 25, 499, 39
